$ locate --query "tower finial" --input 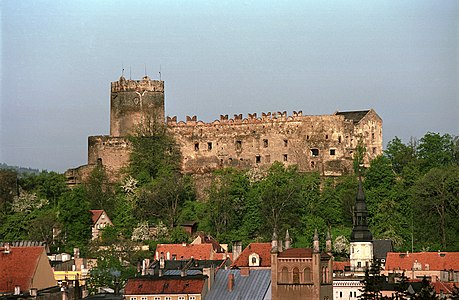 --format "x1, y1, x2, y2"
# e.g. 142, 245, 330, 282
313, 229, 319, 253
326, 227, 332, 254
285, 229, 291, 250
